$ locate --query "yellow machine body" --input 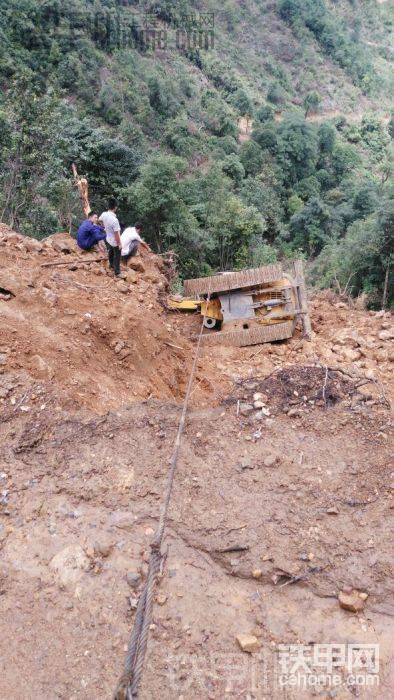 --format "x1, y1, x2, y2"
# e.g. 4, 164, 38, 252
168, 262, 310, 347
167, 297, 201, 311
